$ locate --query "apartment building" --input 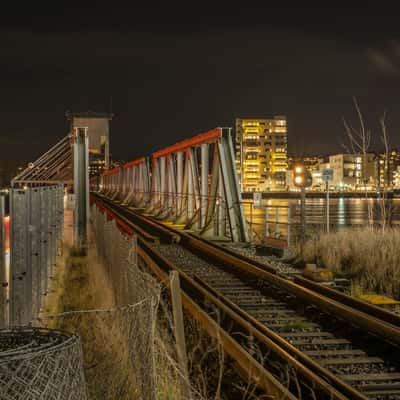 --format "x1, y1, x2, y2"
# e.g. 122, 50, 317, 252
235, 116, 287, 192
377, 150, 400, 189
329, 153, 376, 190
